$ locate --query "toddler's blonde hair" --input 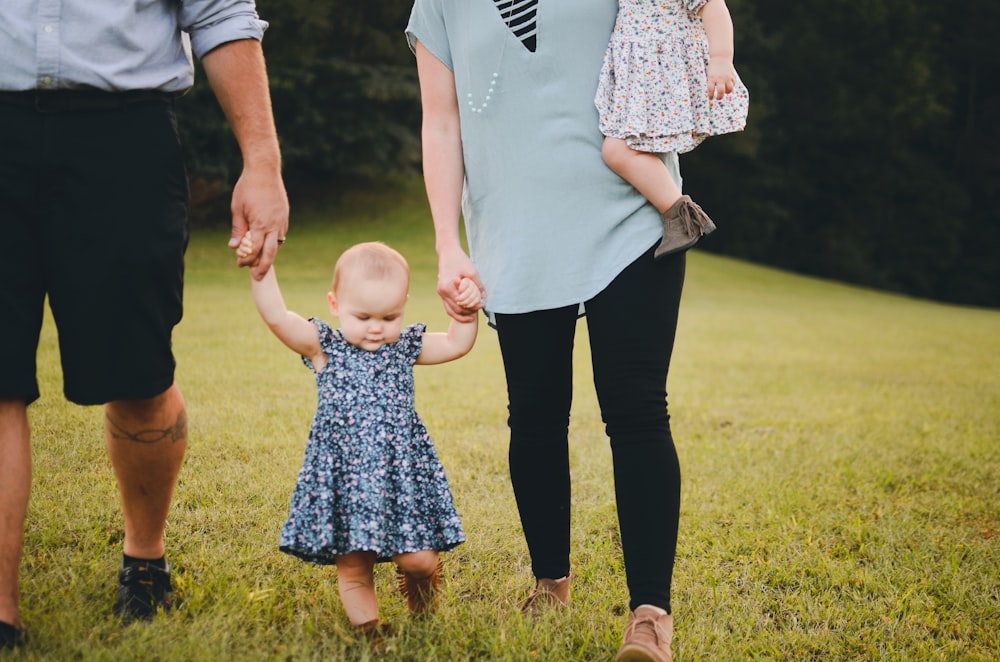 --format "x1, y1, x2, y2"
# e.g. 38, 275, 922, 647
332, 242, 410, 294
